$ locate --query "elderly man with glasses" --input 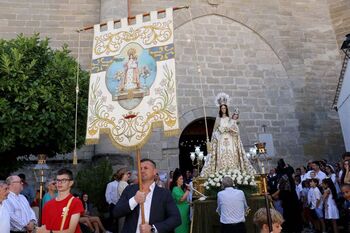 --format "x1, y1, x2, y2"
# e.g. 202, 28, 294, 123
3, 175, 37, 233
